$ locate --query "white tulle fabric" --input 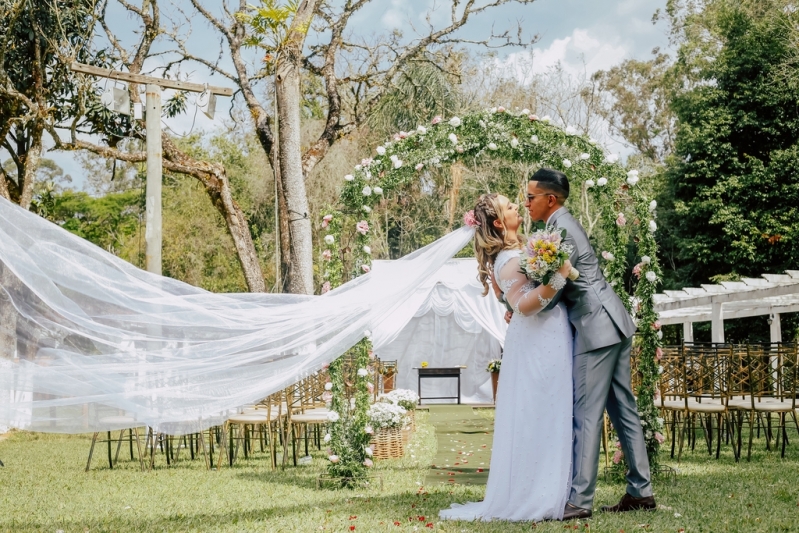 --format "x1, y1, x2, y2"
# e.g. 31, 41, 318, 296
0, 197, 474, 434
440, 250, 573, 522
